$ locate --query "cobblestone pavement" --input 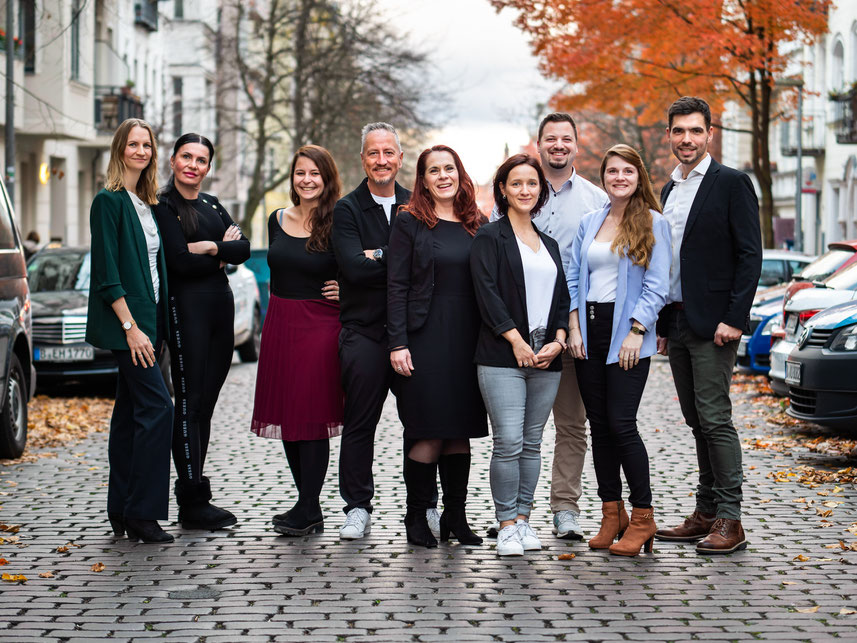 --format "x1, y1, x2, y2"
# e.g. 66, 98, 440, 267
1, 358, 856, 642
